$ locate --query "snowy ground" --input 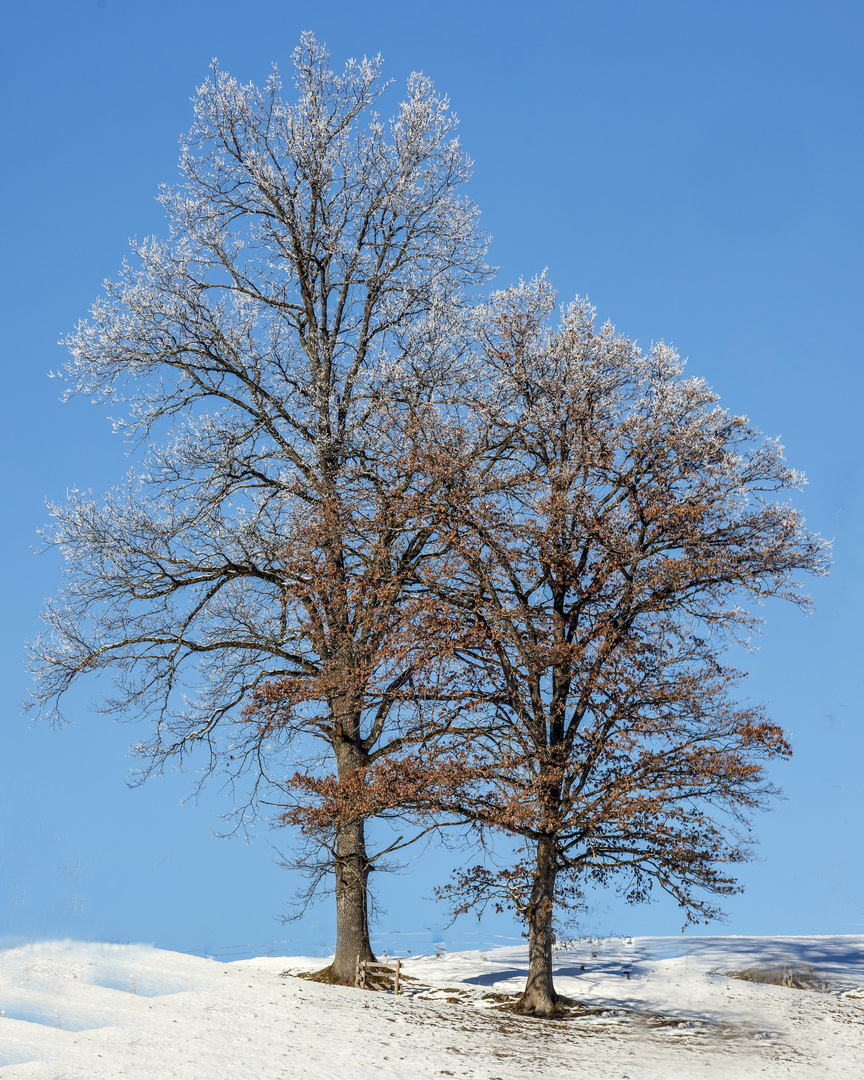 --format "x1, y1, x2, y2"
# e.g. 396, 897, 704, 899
1, 936, 862, 1078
